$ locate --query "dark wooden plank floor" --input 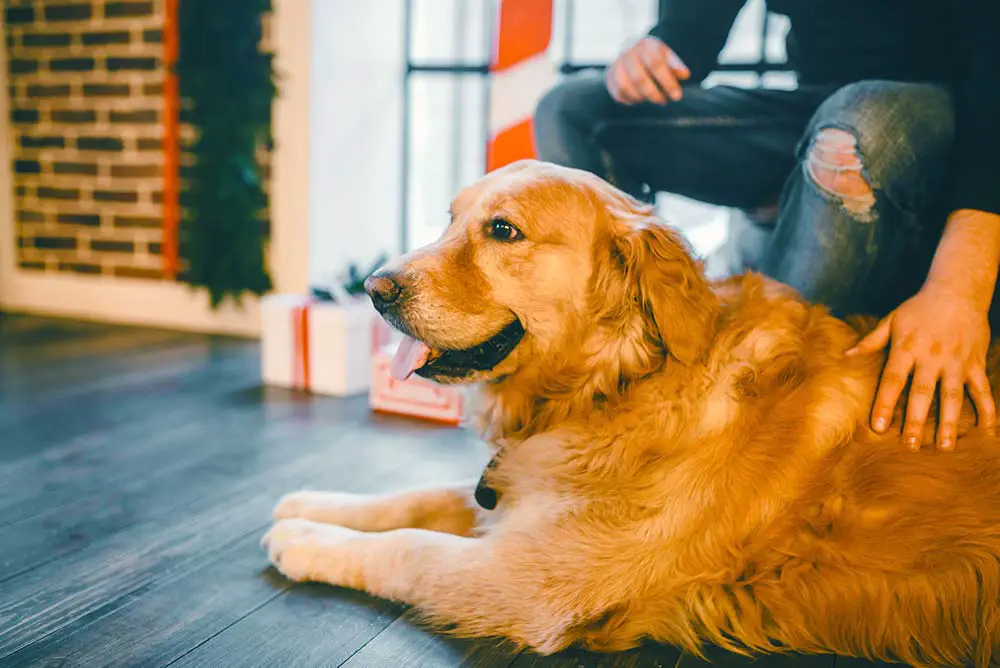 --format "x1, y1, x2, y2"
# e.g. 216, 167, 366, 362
0, 314, 891, 667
